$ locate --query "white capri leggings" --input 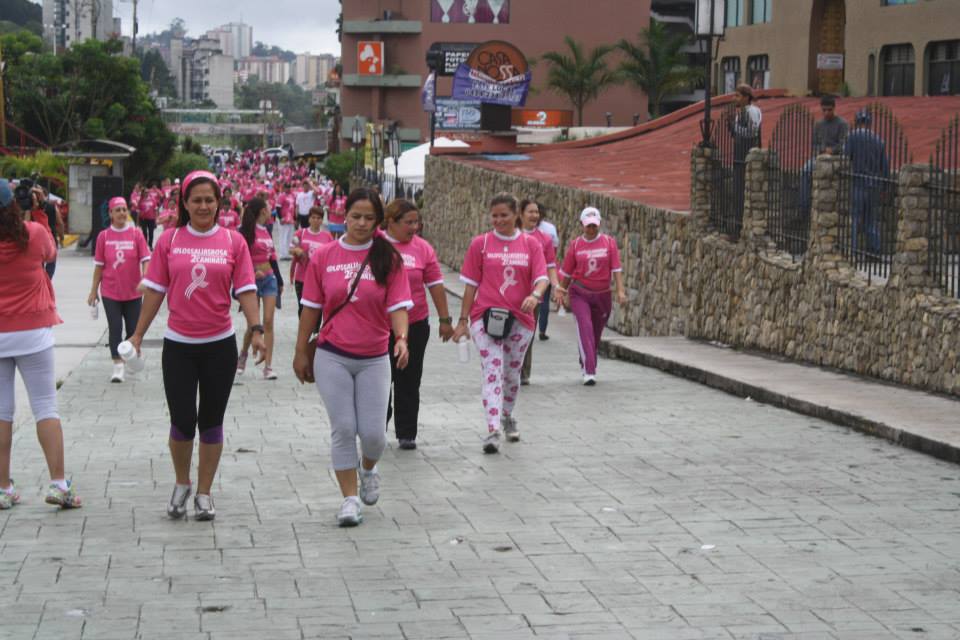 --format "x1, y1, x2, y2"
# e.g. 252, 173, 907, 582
314, 348, 390, 471
0, 347, 59, 424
